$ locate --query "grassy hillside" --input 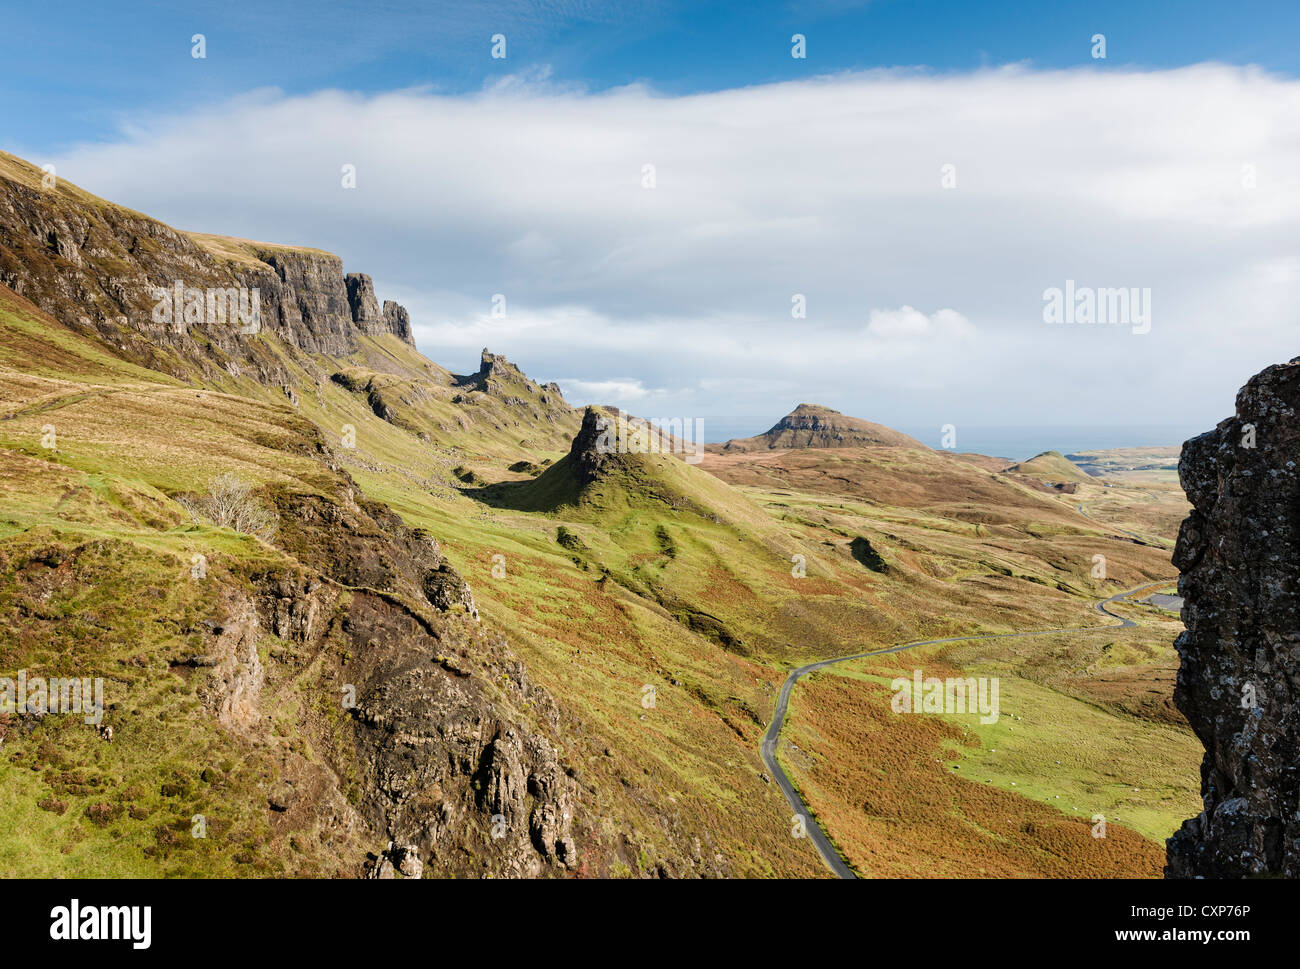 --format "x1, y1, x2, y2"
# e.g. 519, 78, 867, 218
1005, 450, 1097, 485
780, 636, 1195, 876
701, 438, 1194, 875
0, 152, 1199, 878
